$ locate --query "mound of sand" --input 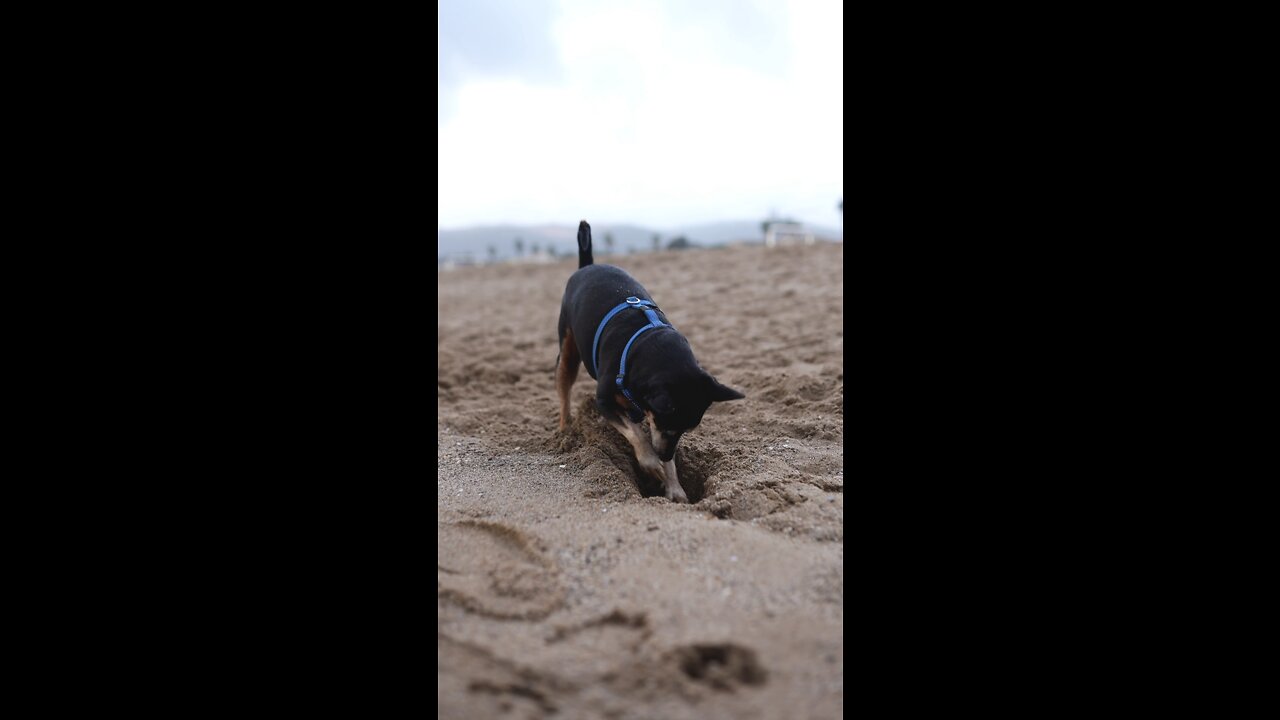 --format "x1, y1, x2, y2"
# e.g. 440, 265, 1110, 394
438, 242, 843, 719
